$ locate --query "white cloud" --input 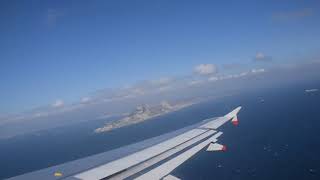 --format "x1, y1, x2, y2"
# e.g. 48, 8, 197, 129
194, 64, 218, 75
254, 52, 272, 62
52, 99, 64, 108
189, 80, 203, 86
251, 68, 266, 73
208, 76, 219, 82
219, 74, 234, 80
239, 72, 248, 77
132, 88, 145, 95
33, 112, 49, 118
207, 71, 250, 82
230, 71, 249, 78
81, 97, 91, 103
158, 86, 172, 92
151, 77, 172, 85
256, 52, 265, 59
